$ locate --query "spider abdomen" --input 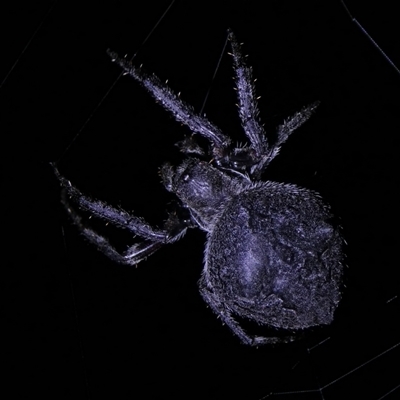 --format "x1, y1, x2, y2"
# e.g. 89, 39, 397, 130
203, 183, 344, 331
